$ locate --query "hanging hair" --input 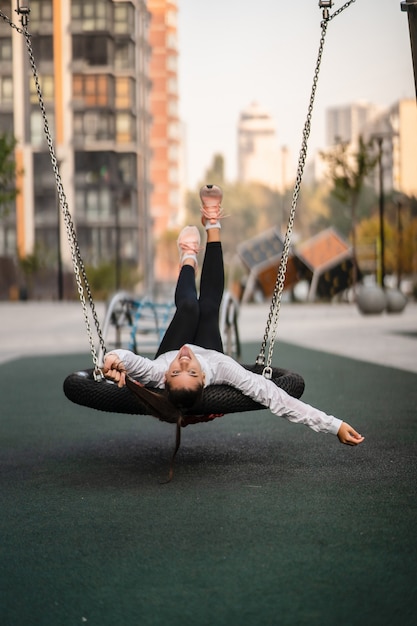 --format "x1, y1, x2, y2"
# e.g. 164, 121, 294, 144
125, 376, 181, 423
125, 375, 186, 482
